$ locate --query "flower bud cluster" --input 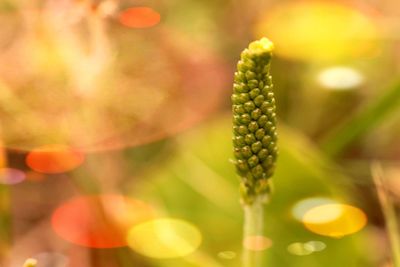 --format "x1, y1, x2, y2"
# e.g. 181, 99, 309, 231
232, 38, 277, 204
